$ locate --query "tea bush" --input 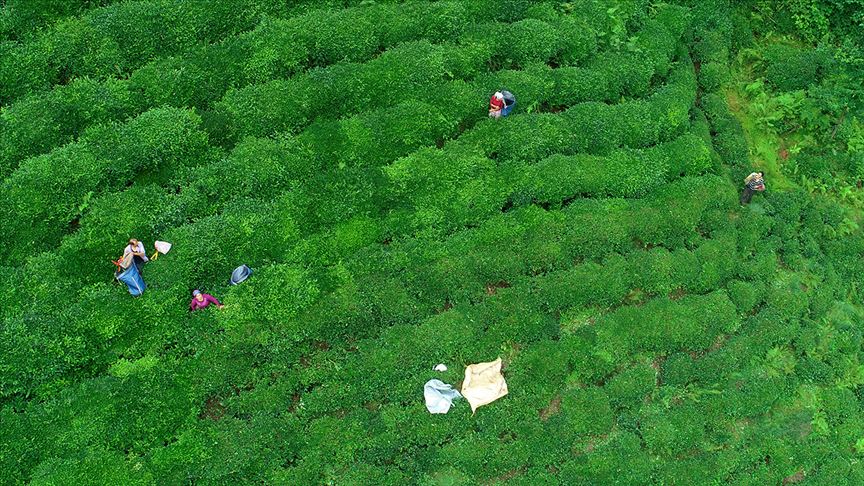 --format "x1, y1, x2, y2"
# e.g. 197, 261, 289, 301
0, 0, 425, 103
0, 1, 566, 177
33, 6, 687, 271
515, 132, 714, 201
2, 0, 863, 484
763, 44, 832, 92
0, 77, 133, 178
0, 107, 214, 263
215, 11, 608, 141
0, 0, 287, 102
